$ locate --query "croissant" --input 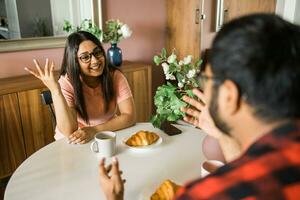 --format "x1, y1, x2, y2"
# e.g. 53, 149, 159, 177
125, 130, 159, 147
150, 179, 182, 200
